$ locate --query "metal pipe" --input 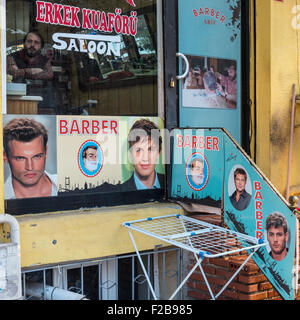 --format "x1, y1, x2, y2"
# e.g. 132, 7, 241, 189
286, 84, 296, 201
0, 214, 20, 245
26, 281, 88, 300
